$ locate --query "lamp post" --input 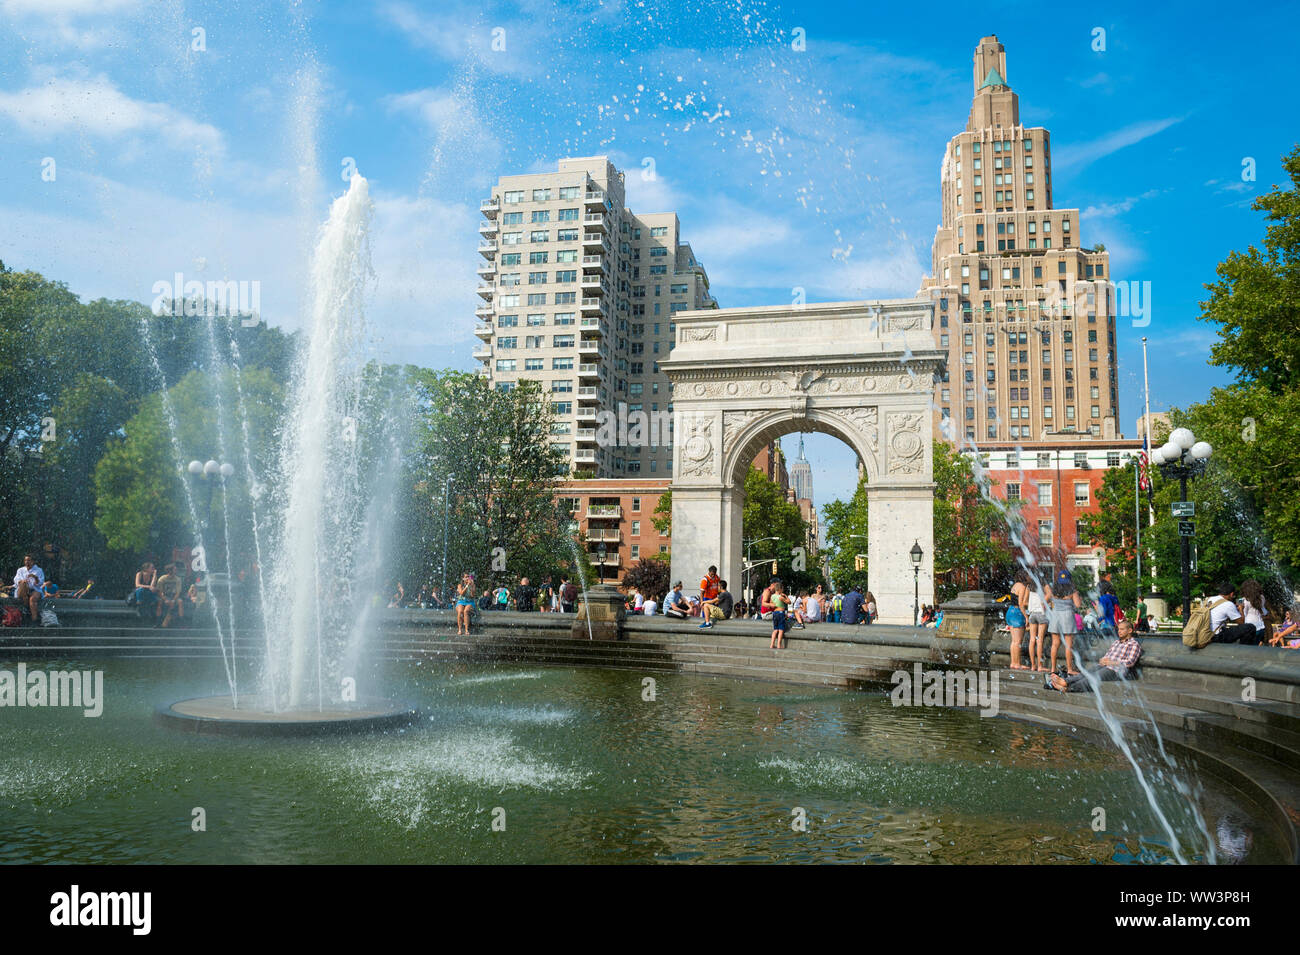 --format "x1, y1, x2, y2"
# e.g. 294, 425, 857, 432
187, 459, 235, 532
745, 535, 780, 606
597, 541, 607, 583
910, 539, 923, 627
1150, 427, 1212, 621
440, 475, 454, 607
